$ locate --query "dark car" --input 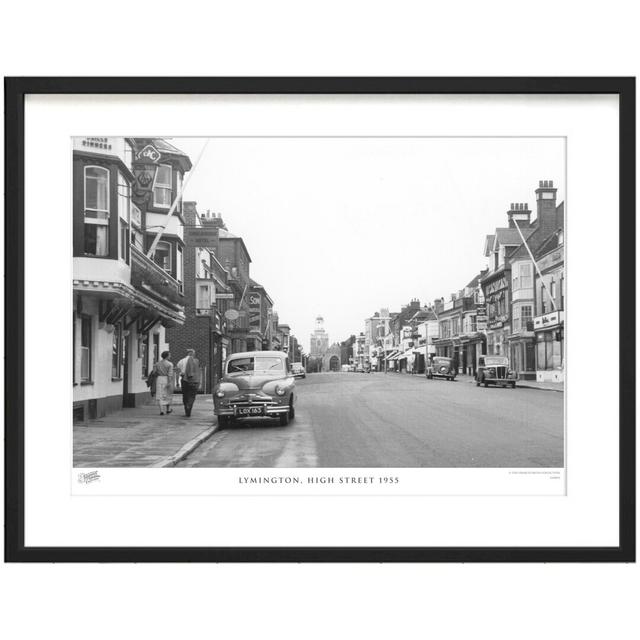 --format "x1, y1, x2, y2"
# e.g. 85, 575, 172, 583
426, 356, 457, 381
290, 362, 306, 379
475, 355, 517, 388
213, 351, 296, 427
